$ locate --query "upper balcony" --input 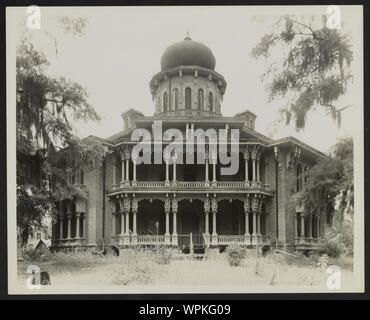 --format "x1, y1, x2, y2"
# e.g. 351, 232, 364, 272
109, 180, 272, 196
